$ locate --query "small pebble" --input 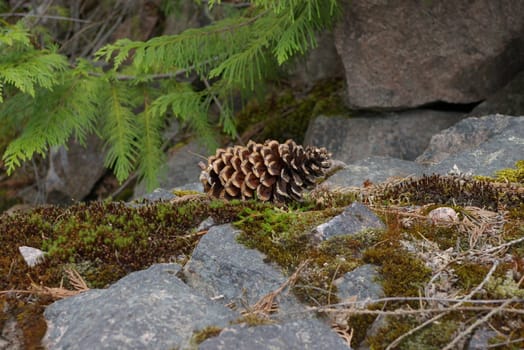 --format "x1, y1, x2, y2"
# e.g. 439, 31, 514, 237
18, 246, 46, 267
427, 207, 459, 224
